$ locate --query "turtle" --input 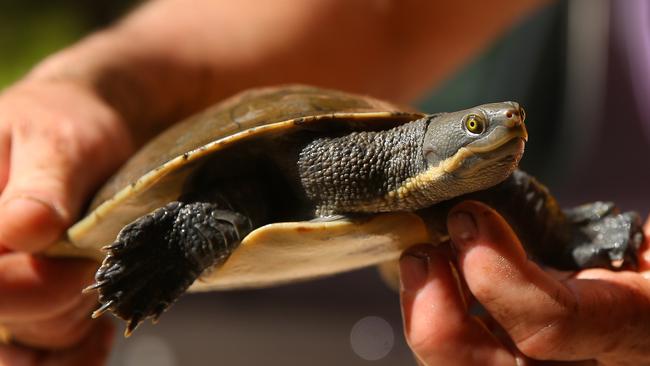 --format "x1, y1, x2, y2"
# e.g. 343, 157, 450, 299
48, 85, 643, 336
